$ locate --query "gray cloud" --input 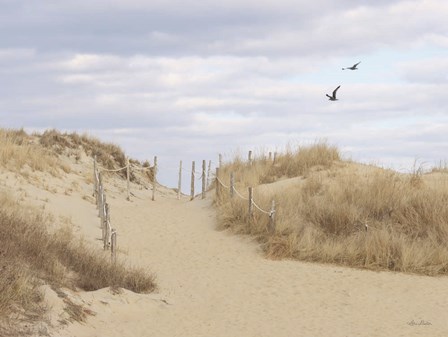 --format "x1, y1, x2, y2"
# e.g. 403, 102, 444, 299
1, 0, 448, 187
